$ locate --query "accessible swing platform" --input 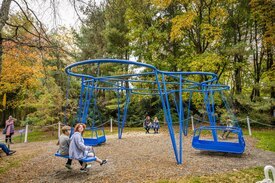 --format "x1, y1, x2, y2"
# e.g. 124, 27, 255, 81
54, 152, 96, 163
192, 126, 246, 154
